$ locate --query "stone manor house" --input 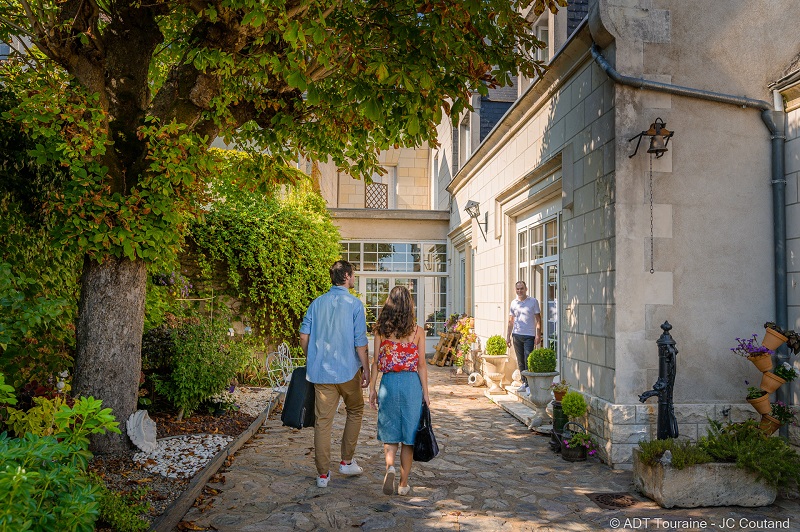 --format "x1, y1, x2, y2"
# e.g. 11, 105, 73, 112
311, 0, 800, 468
